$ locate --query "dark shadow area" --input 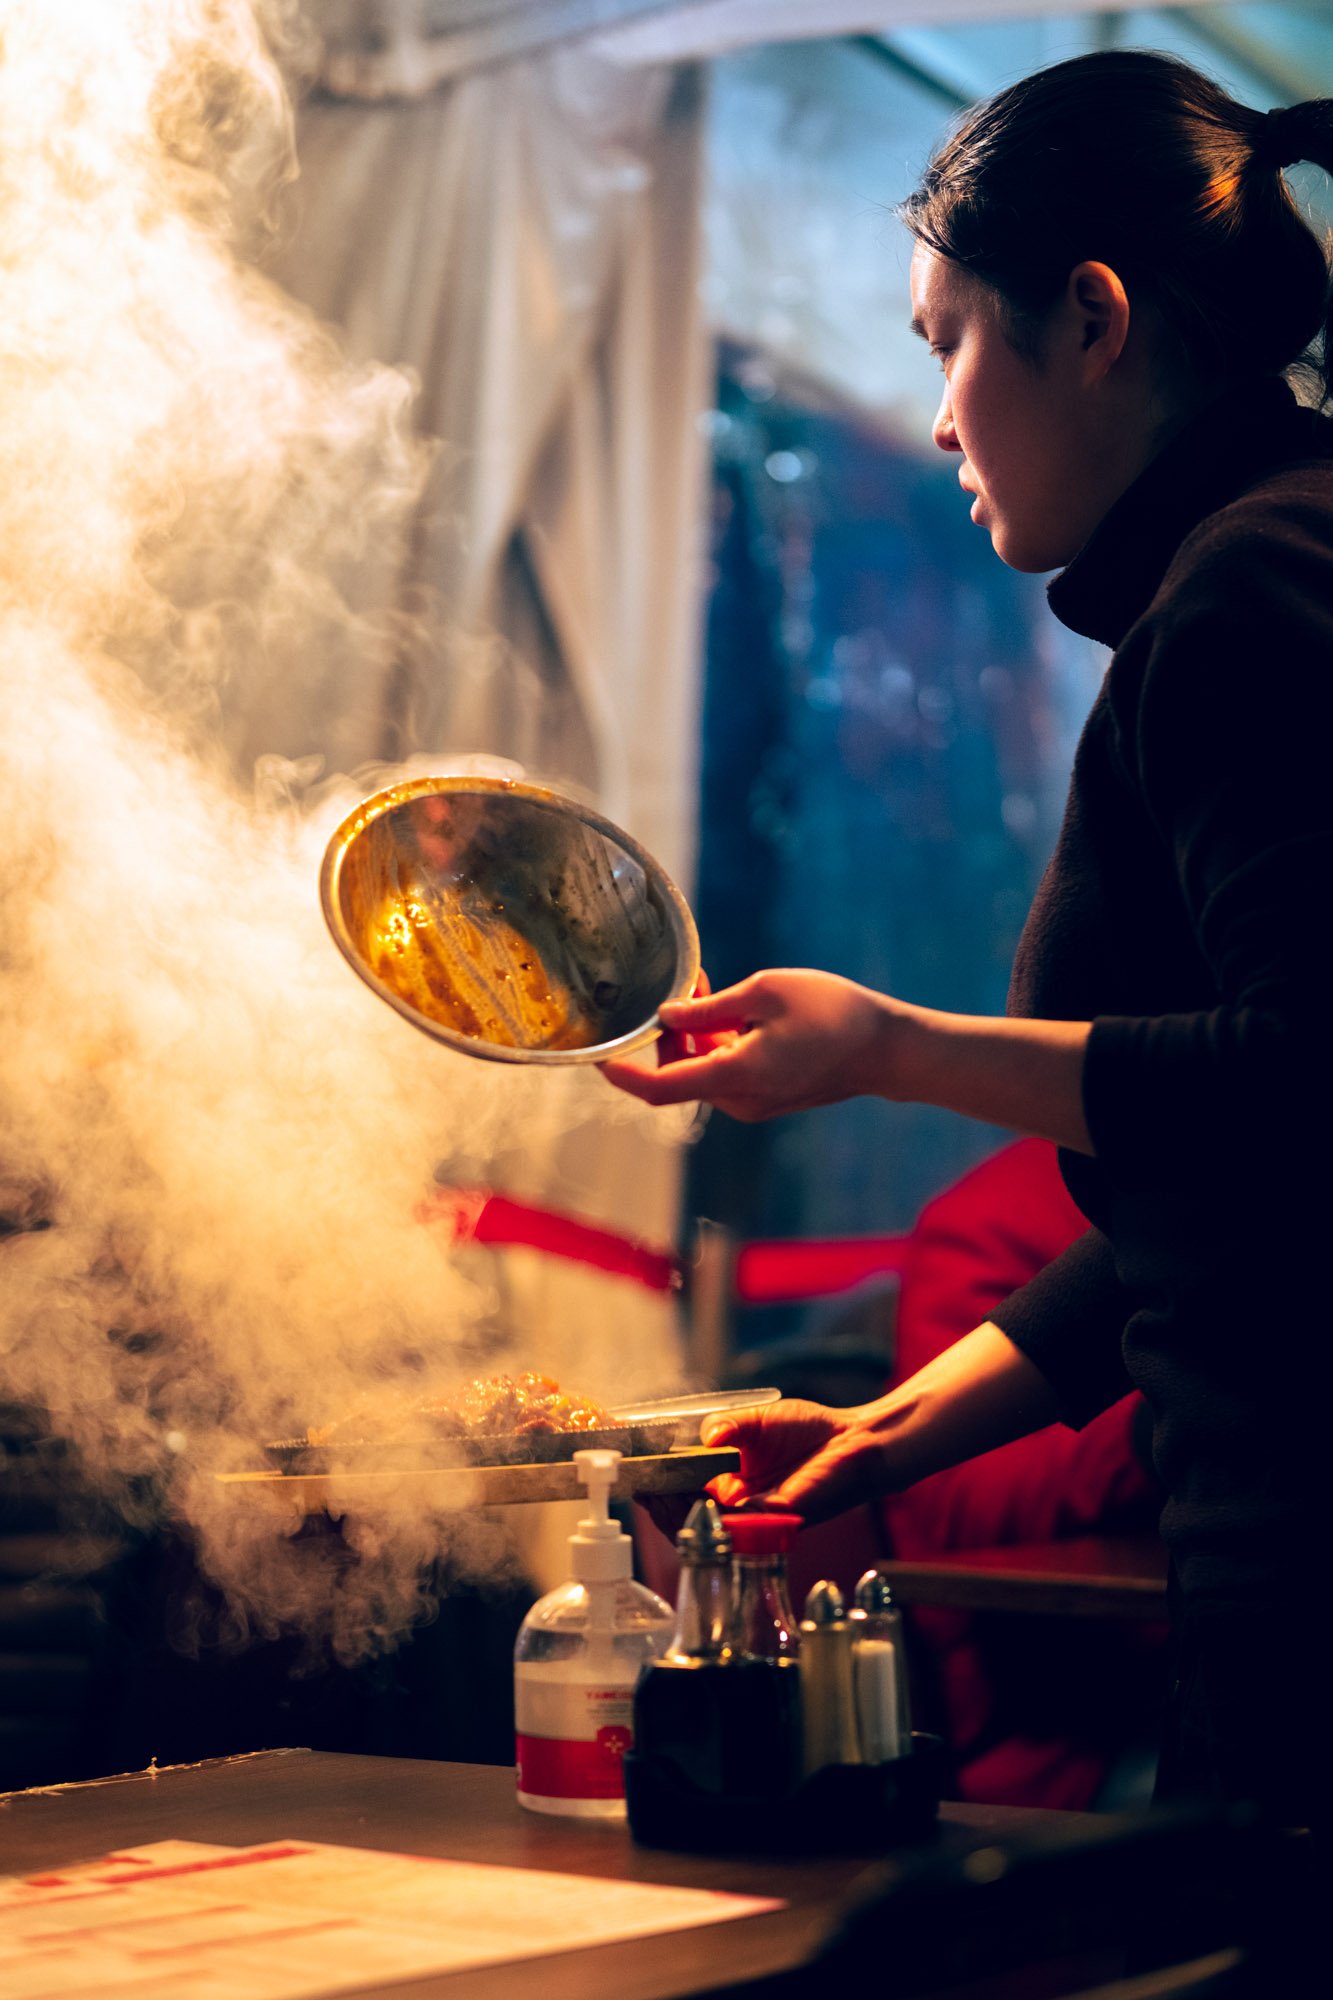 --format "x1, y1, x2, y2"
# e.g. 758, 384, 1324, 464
0, 1422, 531, 1791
